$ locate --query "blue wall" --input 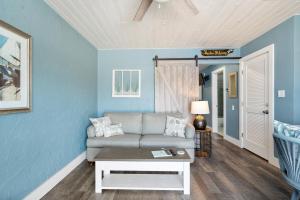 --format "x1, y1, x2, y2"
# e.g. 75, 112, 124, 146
0, 0, 97, 199
294, 16, 300, 124
201, 64, 240, 139
97, 49, 240, 115
241, 16, 300, 124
